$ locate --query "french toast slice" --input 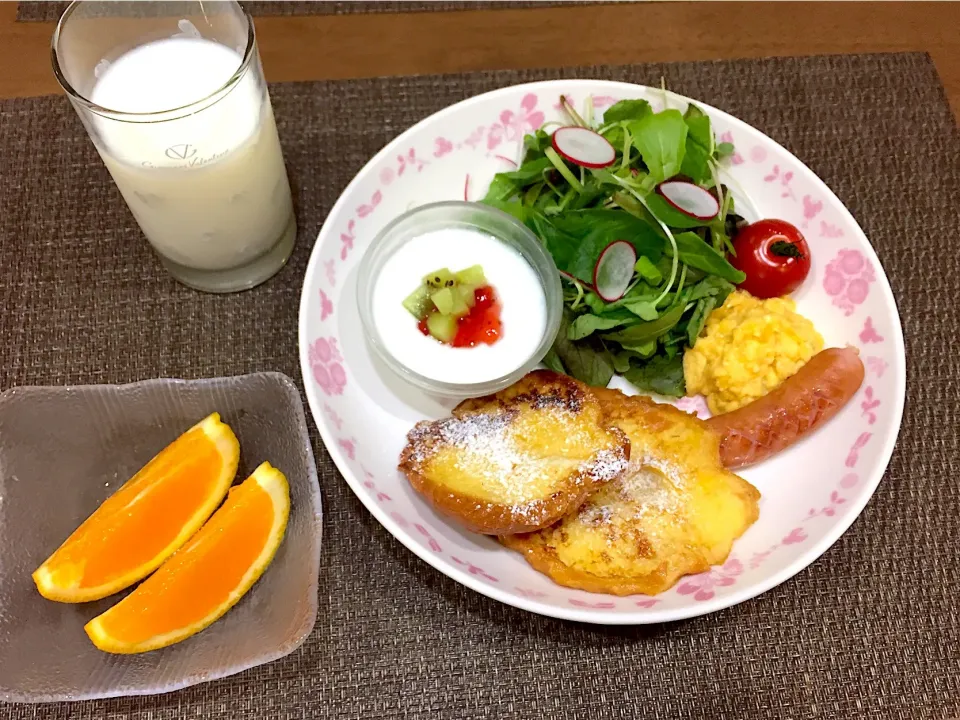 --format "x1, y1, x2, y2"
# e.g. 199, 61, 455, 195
399, 370, 630, 535
502, 390, 760, 595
